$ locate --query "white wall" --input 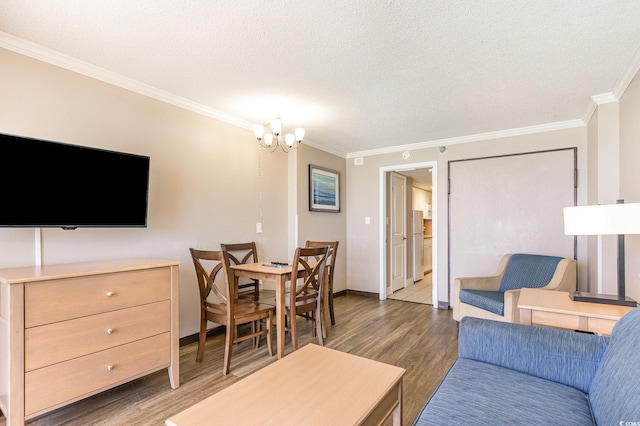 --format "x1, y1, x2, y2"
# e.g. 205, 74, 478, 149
346, 128, 588, 306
